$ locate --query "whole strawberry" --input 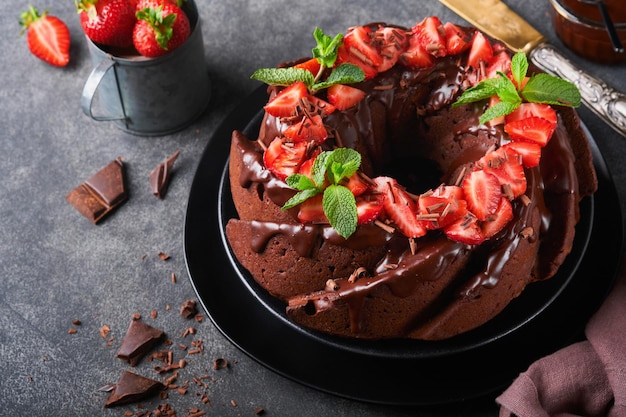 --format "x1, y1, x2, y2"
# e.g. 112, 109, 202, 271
76, 0, 136, 48
133, 3, 190, 58
19, 6, 70, 67
135, 0, 185, 10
